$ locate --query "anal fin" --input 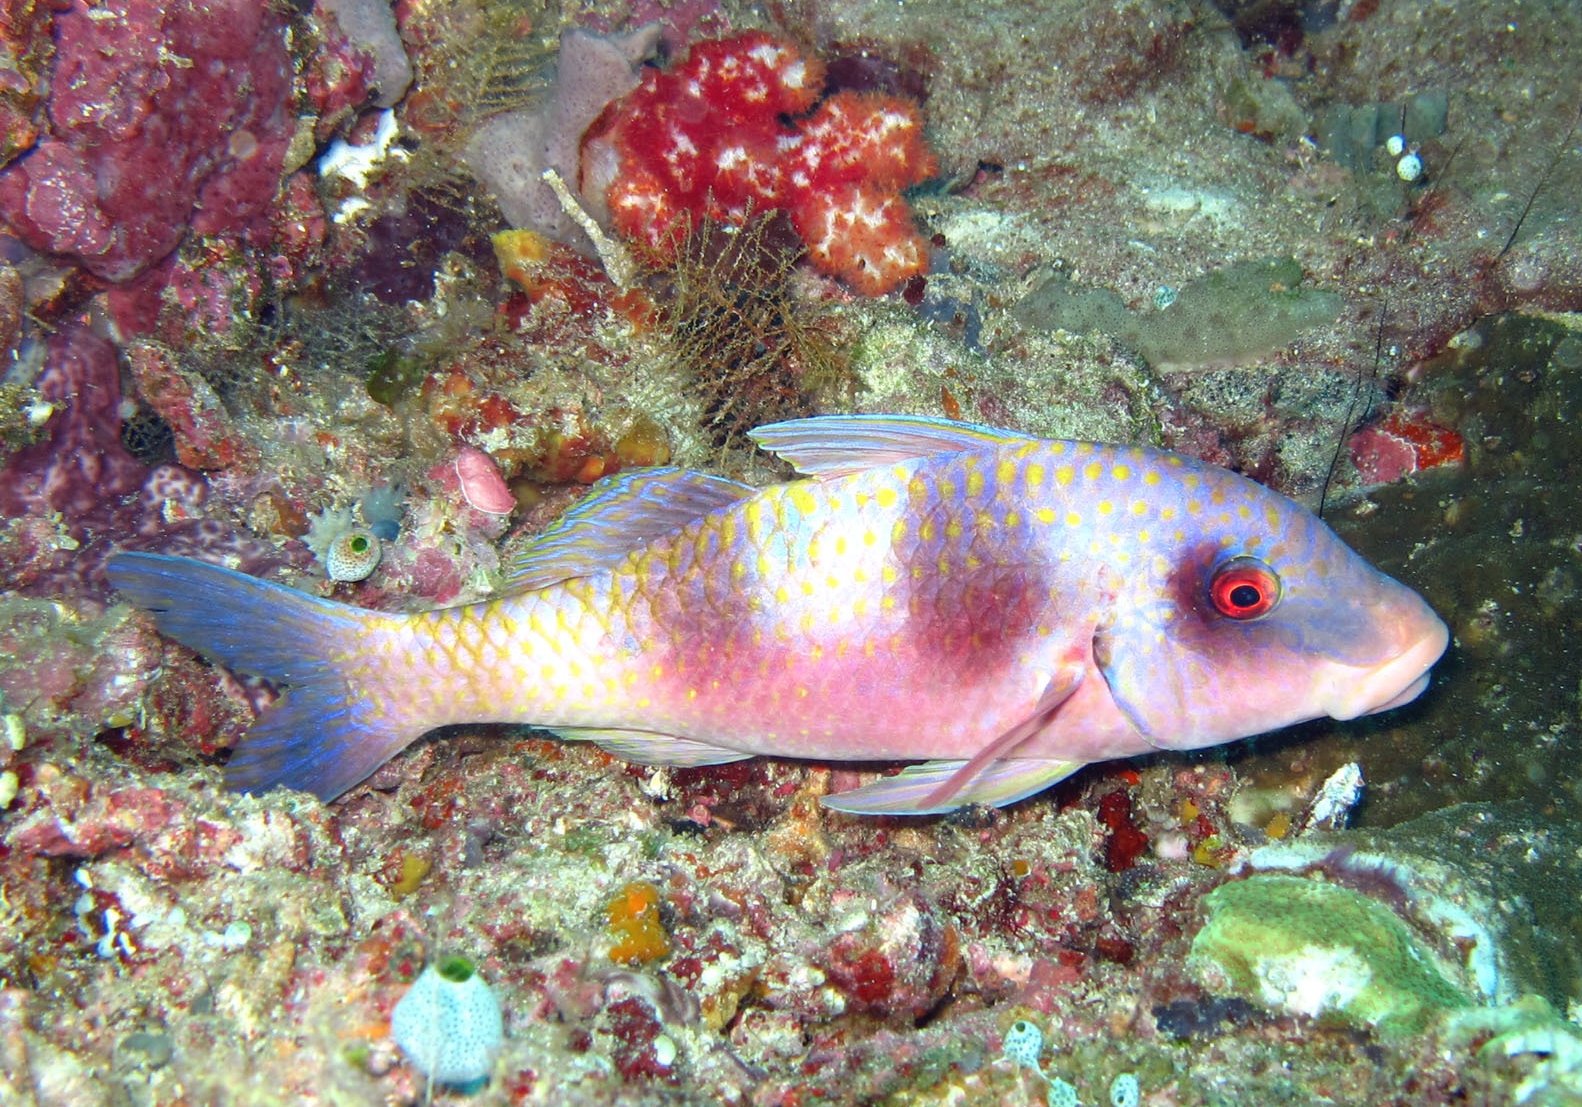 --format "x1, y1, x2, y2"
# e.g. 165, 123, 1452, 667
820, 758, 1086, 816
549, 727, 753, 768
